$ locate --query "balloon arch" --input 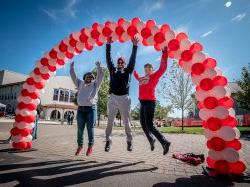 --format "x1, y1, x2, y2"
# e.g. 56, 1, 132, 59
10, 17, 246, 175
